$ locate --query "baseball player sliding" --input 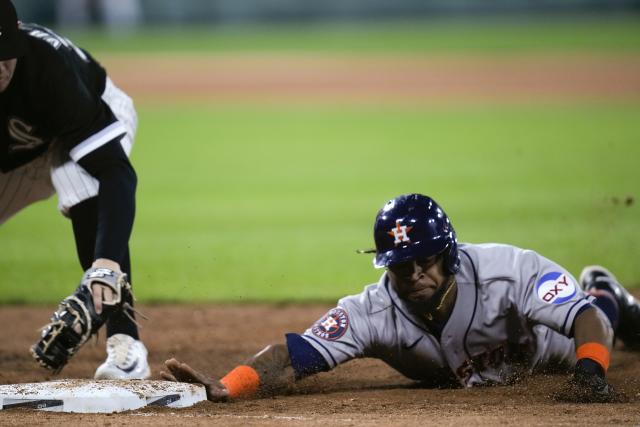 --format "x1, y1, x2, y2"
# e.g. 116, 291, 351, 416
162, 194, 640, 402
0, 0, 149, 379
